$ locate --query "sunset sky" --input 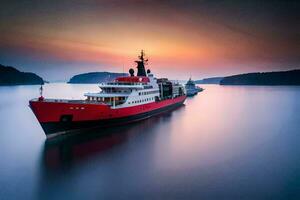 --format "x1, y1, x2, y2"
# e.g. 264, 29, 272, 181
0, 0, 299, 81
